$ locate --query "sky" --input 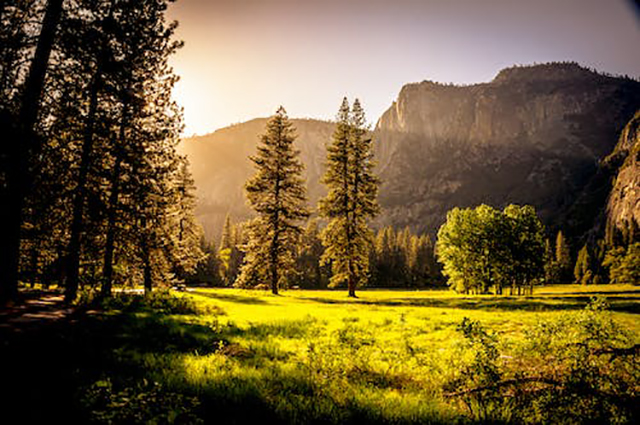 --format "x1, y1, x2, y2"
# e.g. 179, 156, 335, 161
167, 0, 640, 136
